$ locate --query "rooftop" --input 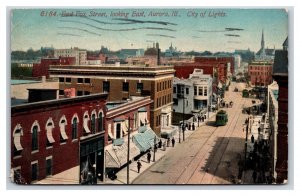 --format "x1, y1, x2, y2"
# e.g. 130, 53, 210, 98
273, 50, 288, 76
11, 79, 40, 85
